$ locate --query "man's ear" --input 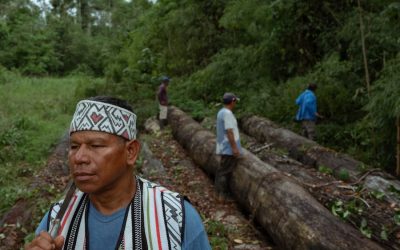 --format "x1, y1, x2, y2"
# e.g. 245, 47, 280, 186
126, 140, 140, 166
